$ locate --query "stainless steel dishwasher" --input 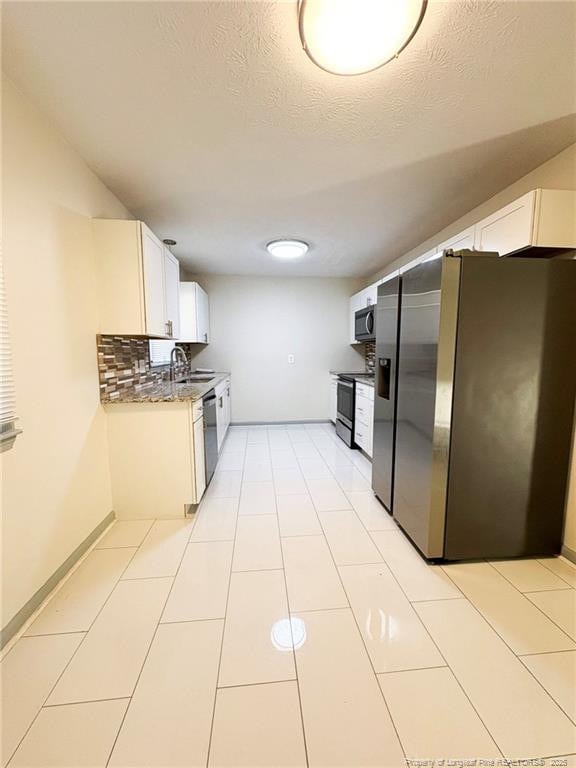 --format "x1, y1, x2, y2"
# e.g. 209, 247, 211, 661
202, 389, 218, 485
